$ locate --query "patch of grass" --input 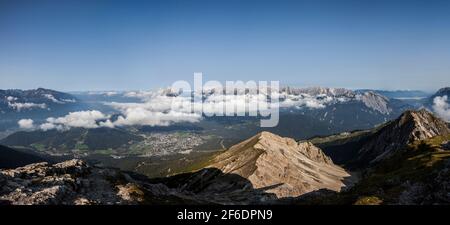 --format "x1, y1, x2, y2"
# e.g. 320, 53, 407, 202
309, 130, 370, 145
75, 143, 89, 151
30, 143, 46, 151
175, 150, 224, 174
354, 196, 383, 205
134, 150, 224, 178
127, 144, 146, 155
93, 149, 116, 155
